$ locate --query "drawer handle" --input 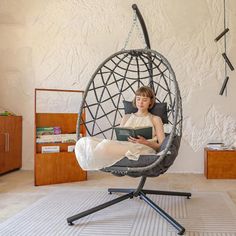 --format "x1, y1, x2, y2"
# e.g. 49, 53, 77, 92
5, 133, 9, 152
